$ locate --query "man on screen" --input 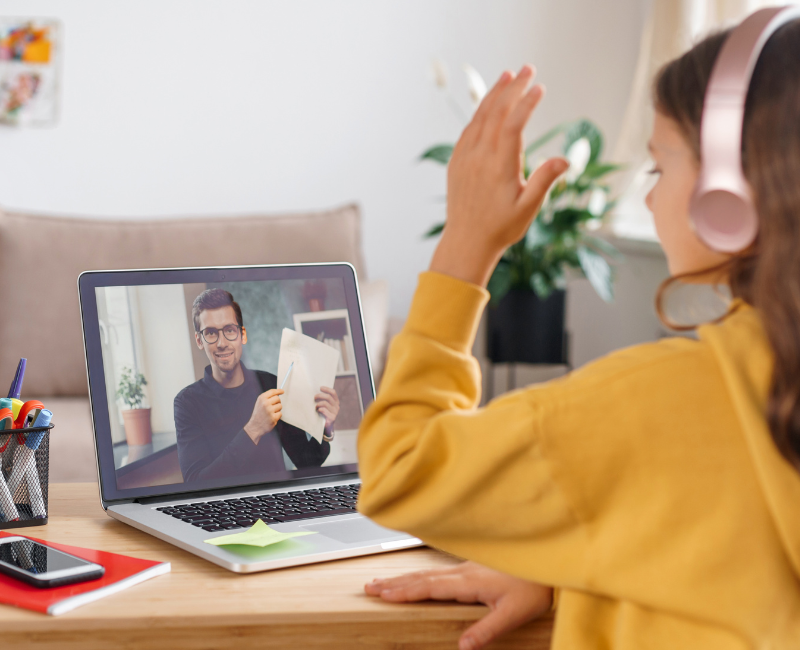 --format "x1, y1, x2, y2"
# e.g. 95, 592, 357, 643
174, 289, 340, 483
